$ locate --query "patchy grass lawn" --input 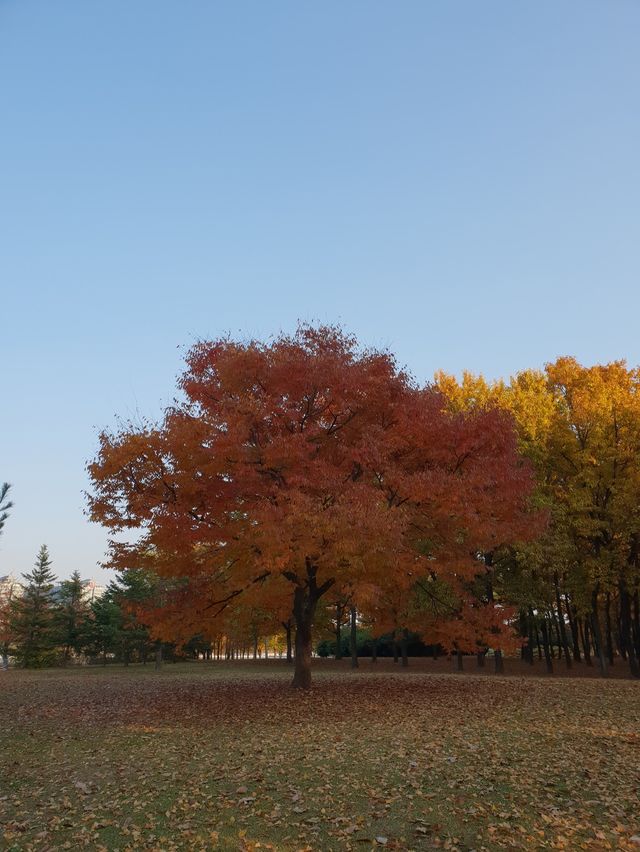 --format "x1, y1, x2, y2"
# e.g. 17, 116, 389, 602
1, 661, 639, 851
